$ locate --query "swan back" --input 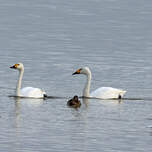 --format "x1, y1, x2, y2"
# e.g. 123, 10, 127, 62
20, 87, 45, 98
90, 87, 126, 99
